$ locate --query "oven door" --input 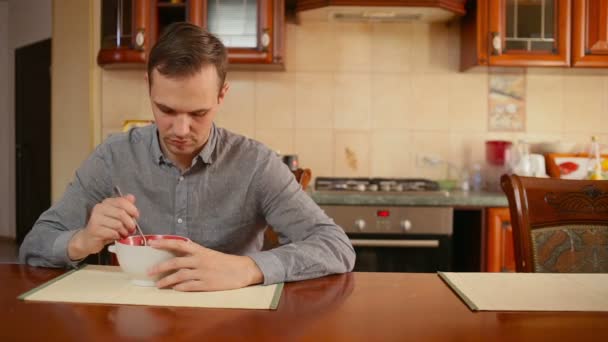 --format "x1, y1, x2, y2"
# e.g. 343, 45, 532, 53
349, 234, 452, 272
